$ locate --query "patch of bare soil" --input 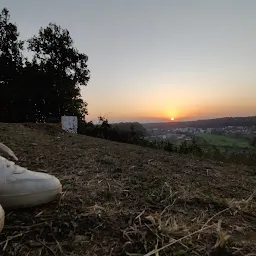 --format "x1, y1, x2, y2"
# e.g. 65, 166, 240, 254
0, 123, 256, 256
